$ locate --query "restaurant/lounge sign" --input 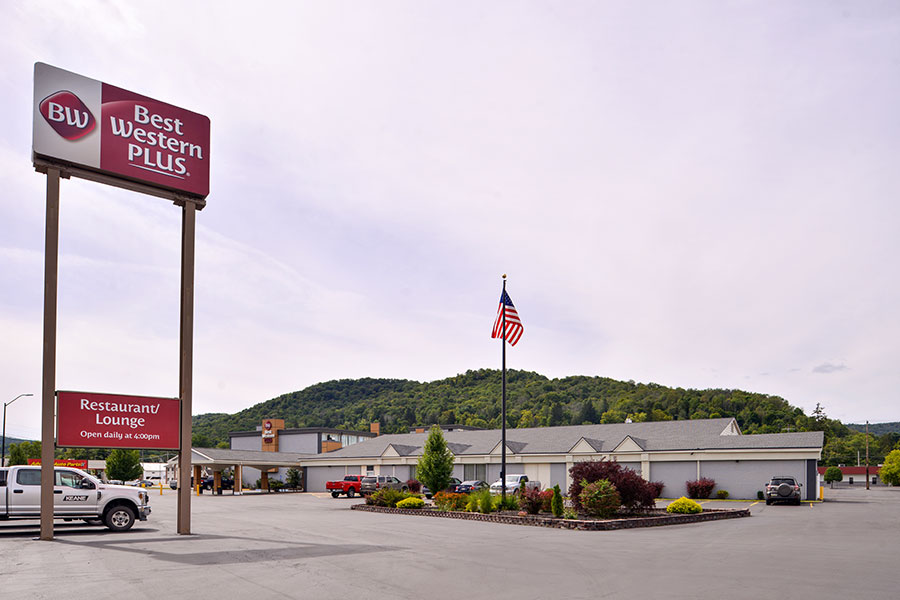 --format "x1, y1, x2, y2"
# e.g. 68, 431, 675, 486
33, 62, 210, 198
56, 391, 180, 450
